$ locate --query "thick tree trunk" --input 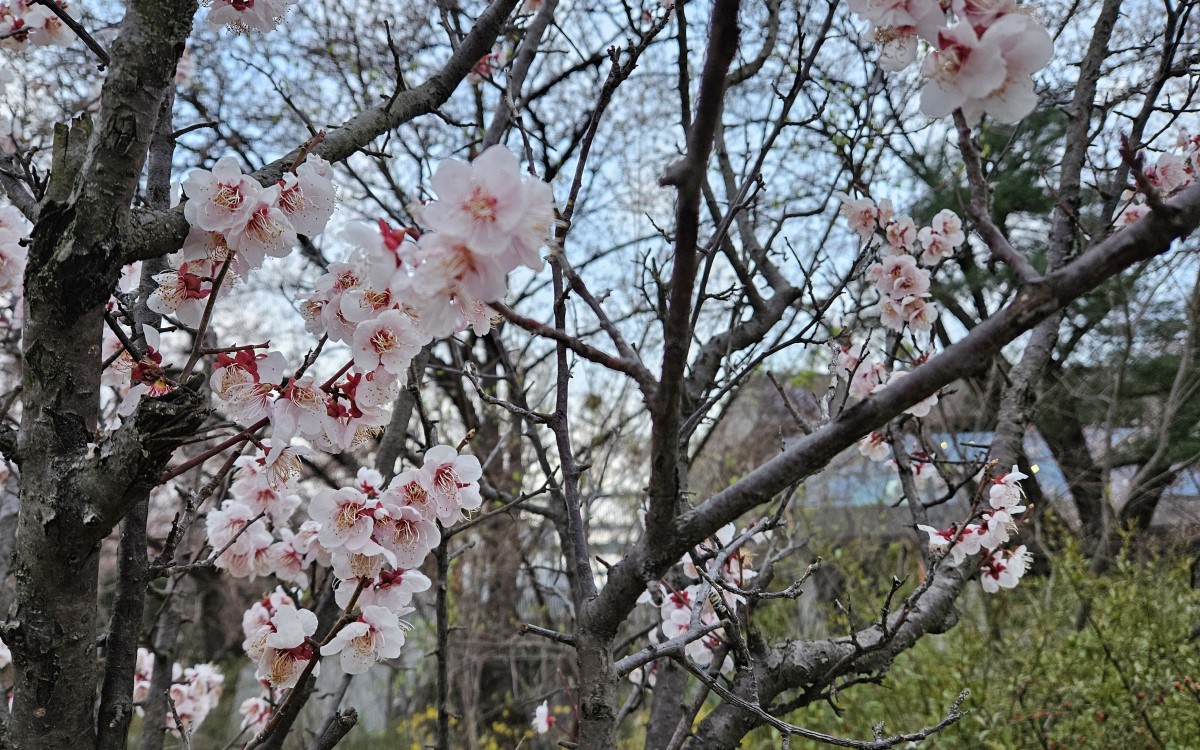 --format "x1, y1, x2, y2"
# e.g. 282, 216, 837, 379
575, 630, 618, 750
6, 0, 196, 744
